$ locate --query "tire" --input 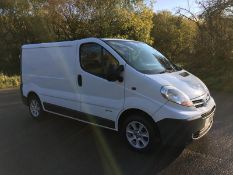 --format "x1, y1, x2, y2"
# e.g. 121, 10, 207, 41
28, 94, 44, 119
120, 114, 160, 152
